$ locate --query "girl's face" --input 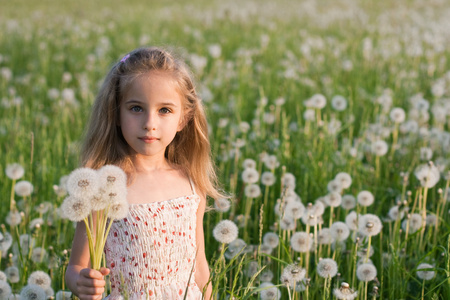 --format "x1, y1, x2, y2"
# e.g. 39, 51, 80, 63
119, 71, 184, 159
